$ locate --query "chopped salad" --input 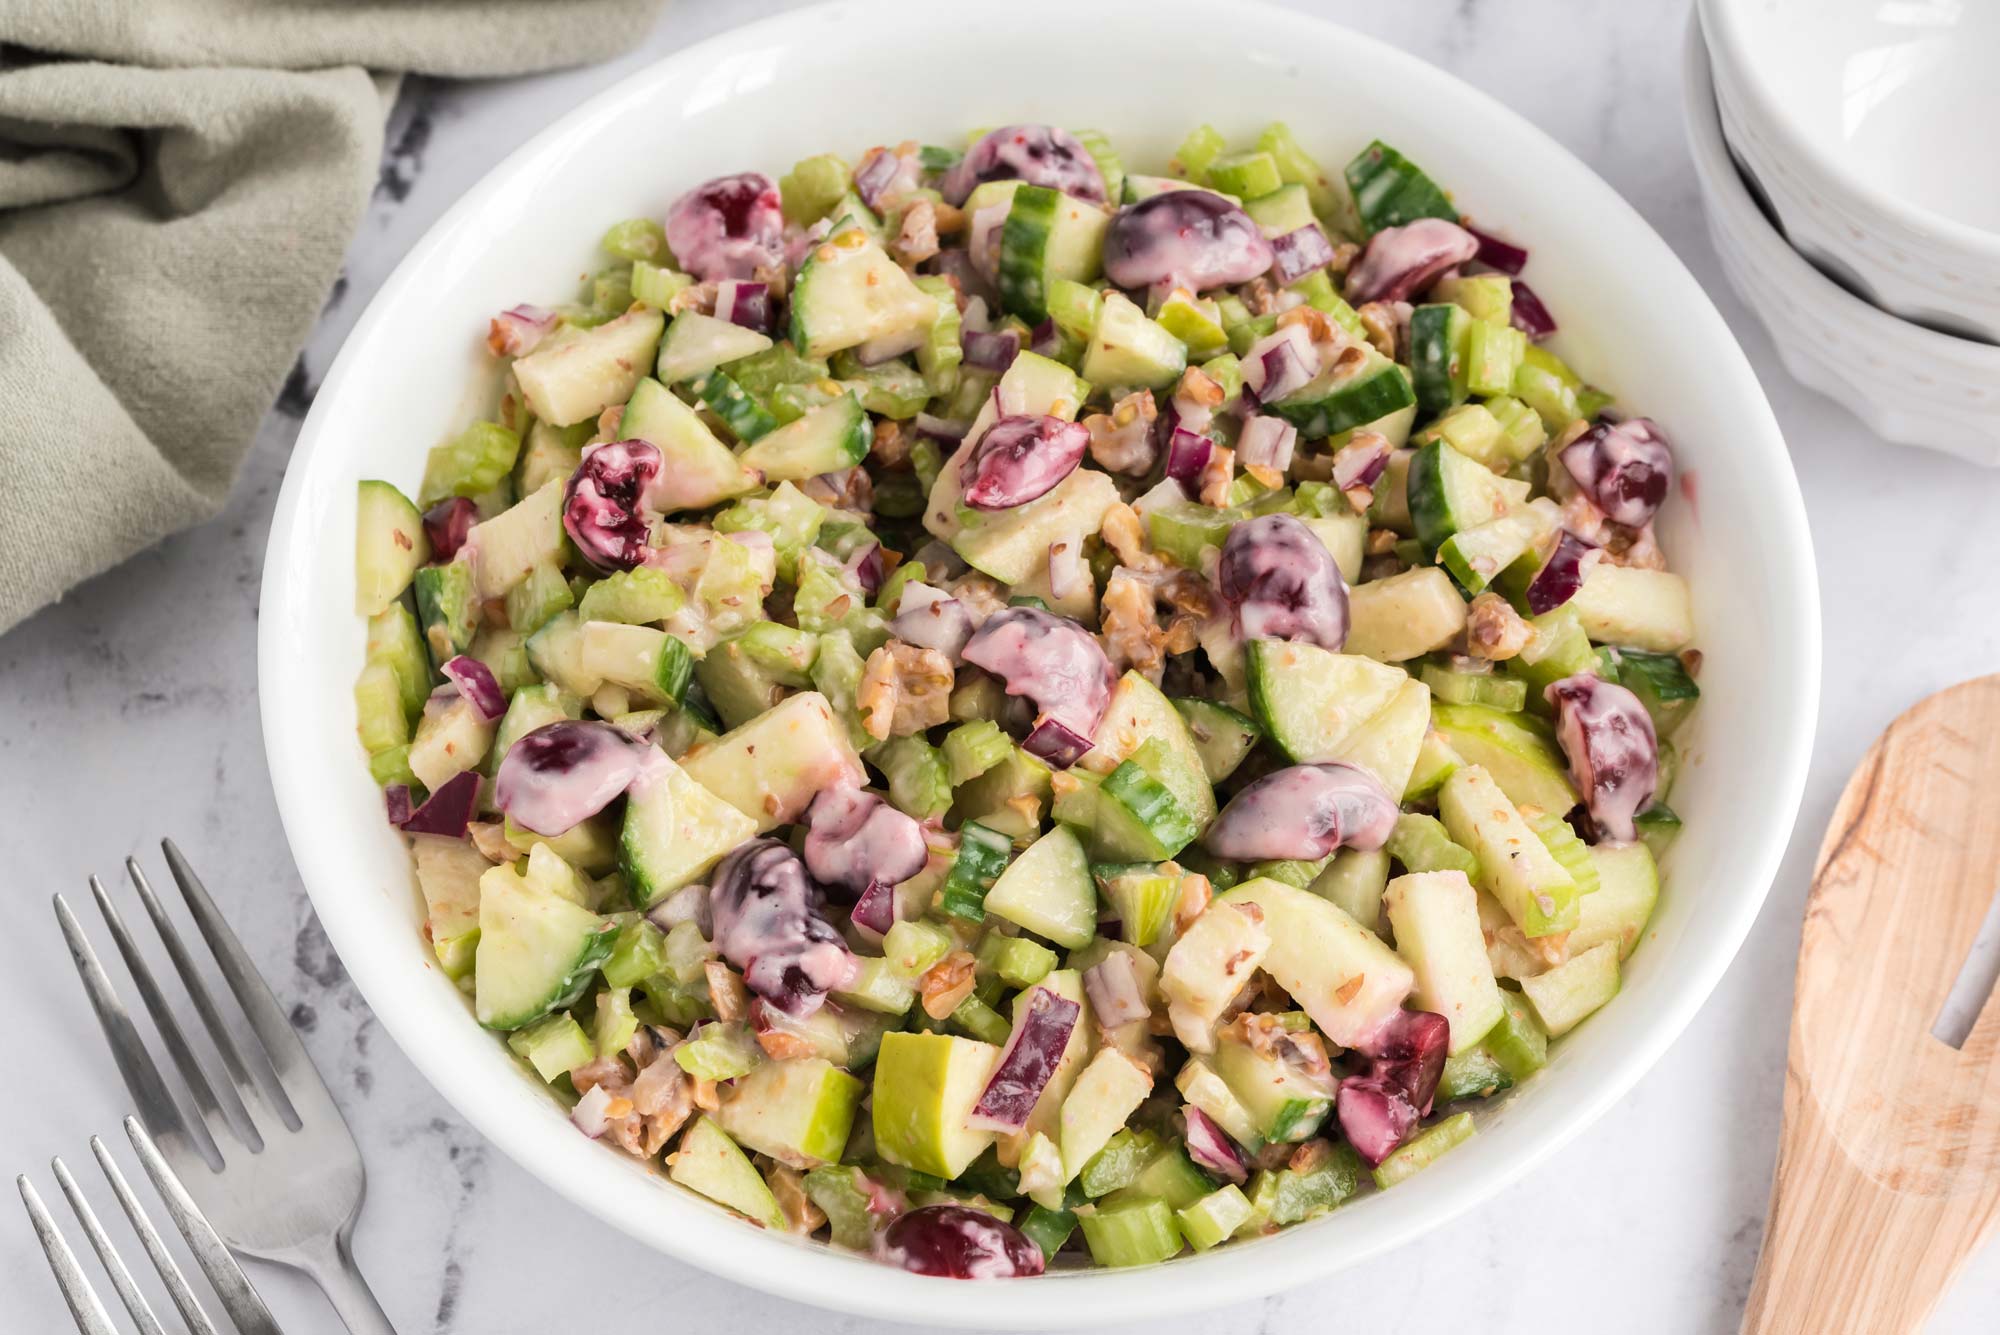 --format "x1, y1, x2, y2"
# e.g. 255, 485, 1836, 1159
351, 120, 1697, 1276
